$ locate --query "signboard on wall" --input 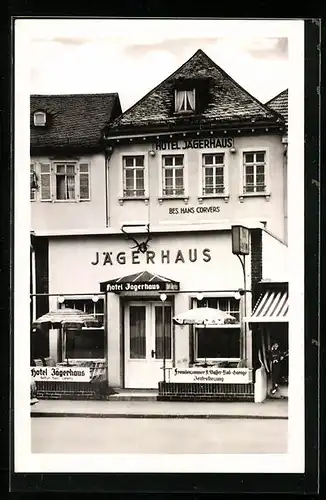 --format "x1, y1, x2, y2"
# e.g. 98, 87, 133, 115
169, 367, 252, 384
154, 137, 234, 151
106, 281, 179, 293
31, 366, 91, 382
